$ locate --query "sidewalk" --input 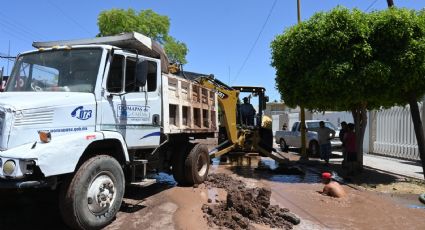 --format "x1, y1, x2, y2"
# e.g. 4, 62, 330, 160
328, 151, 424, 180
362, 153, 424, 180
